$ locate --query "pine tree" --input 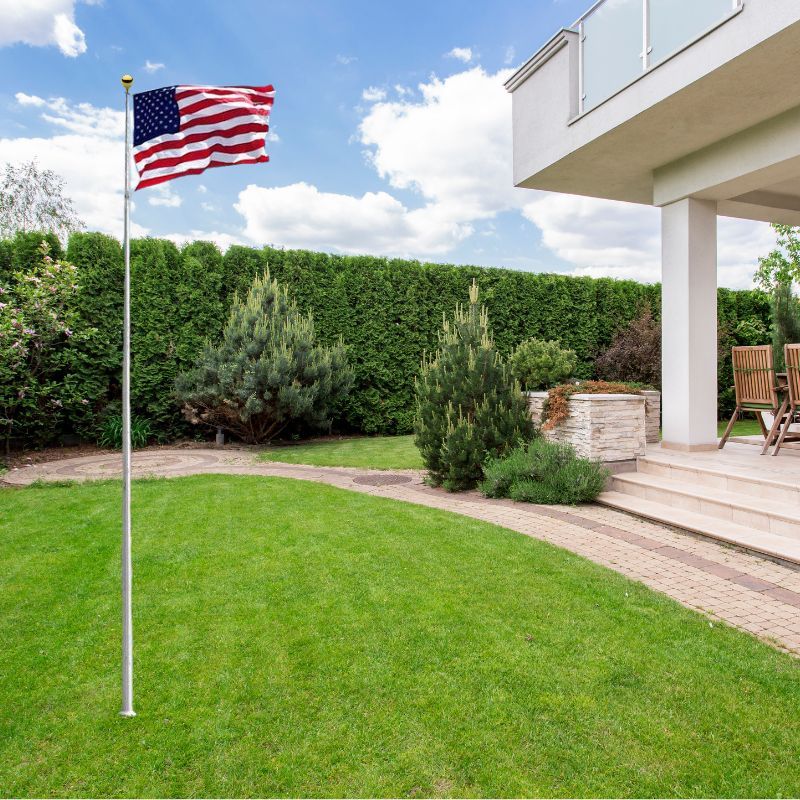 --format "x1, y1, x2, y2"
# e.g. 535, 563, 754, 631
176, 270, 353, 443
414, 280, 535, 491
